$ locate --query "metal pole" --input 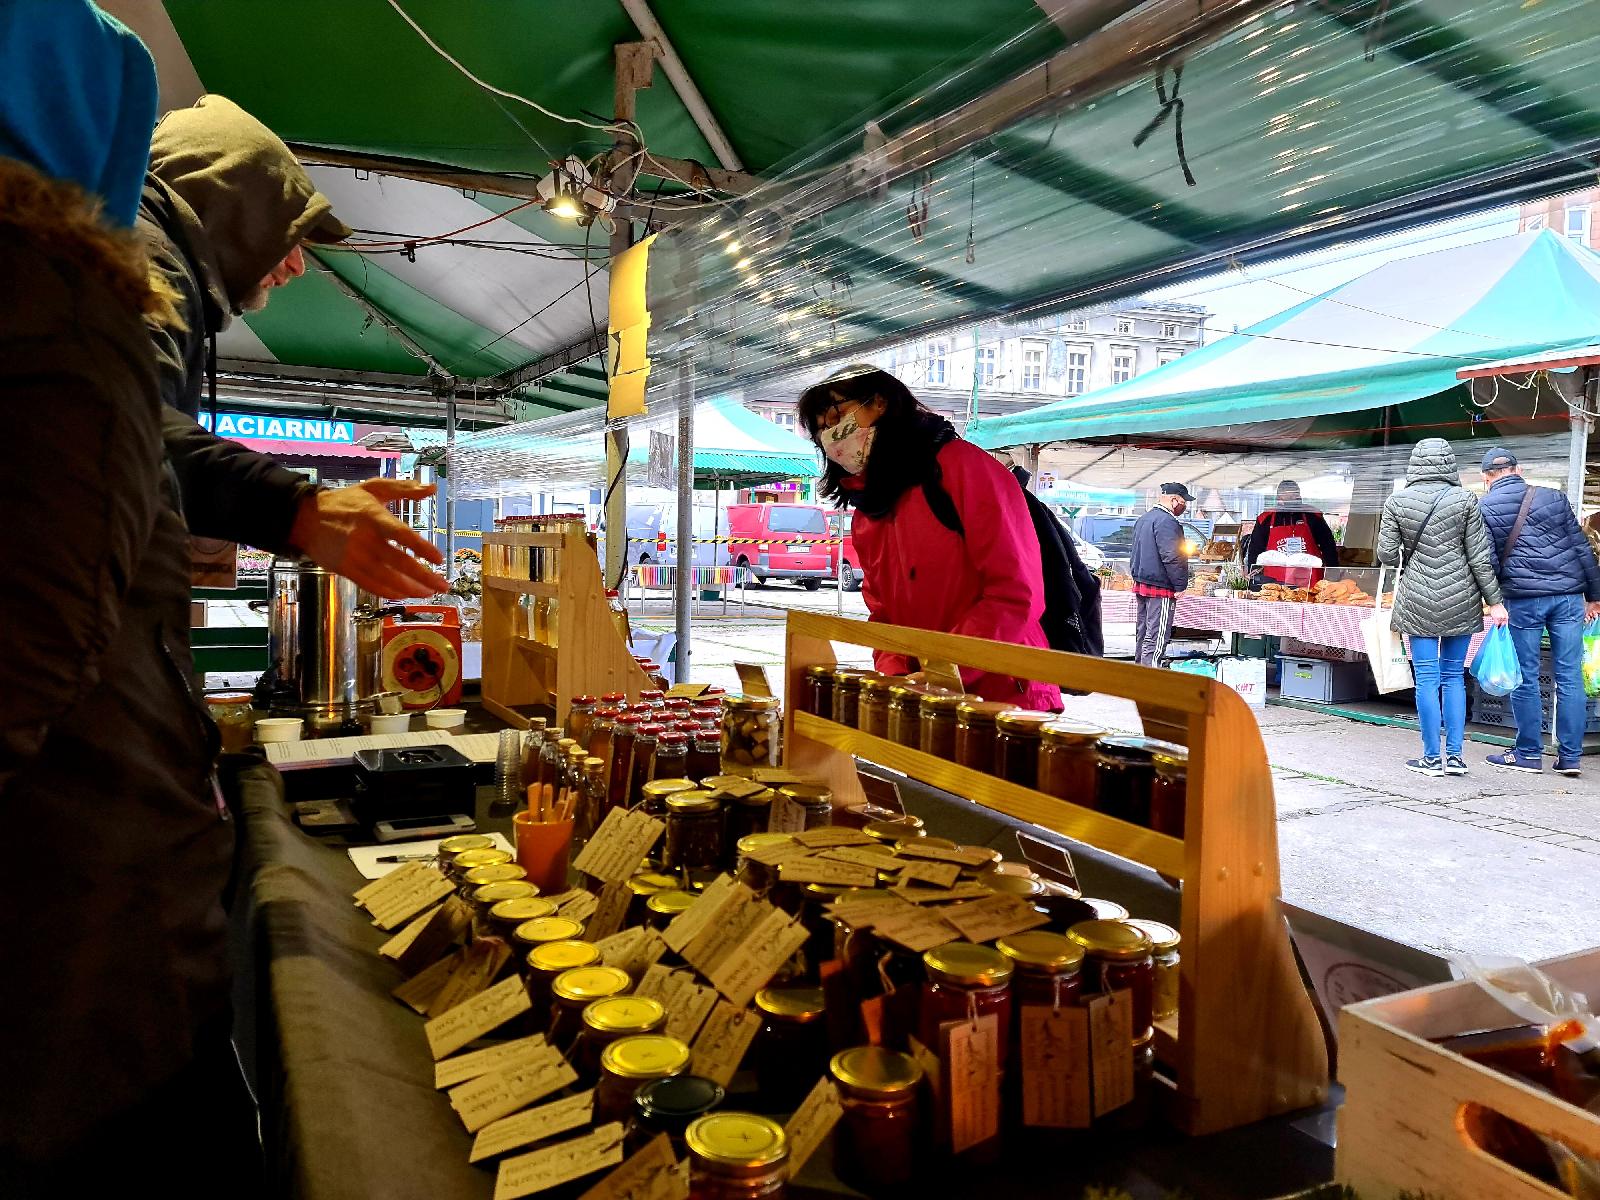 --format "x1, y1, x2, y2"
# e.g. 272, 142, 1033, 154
674, 357, 695, 683
444, 395, 457, 582
1566, 372, 1594, 514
